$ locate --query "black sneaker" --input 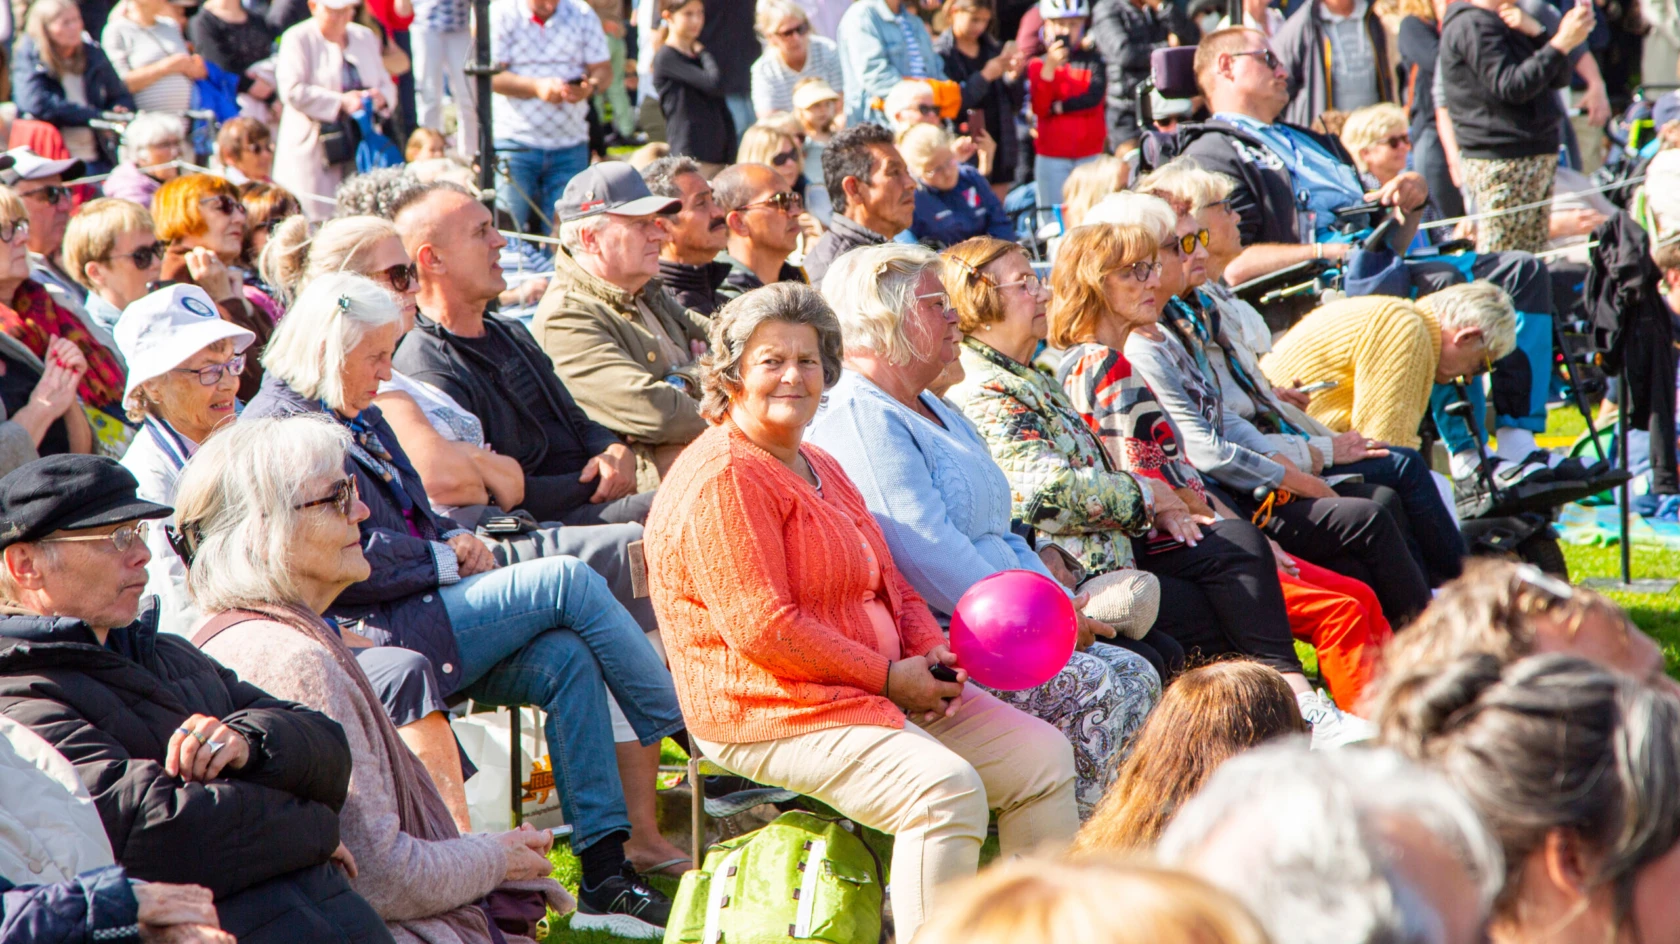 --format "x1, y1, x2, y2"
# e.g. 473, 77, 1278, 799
572, 863, 671, 939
